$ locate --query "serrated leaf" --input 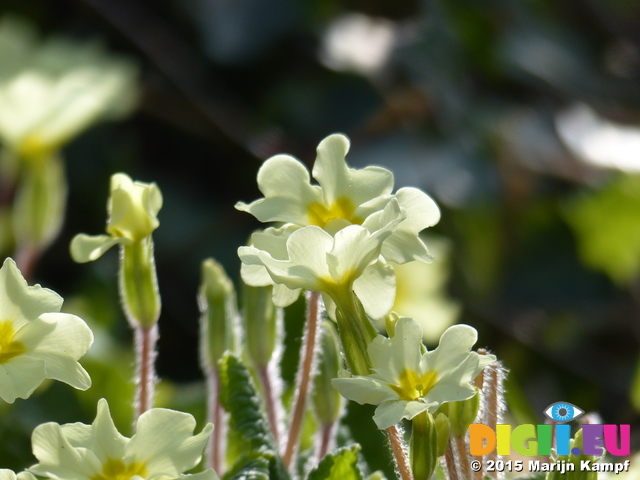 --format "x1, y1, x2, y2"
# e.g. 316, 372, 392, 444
219, 352, 274, 453
307, 445, 363, 480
